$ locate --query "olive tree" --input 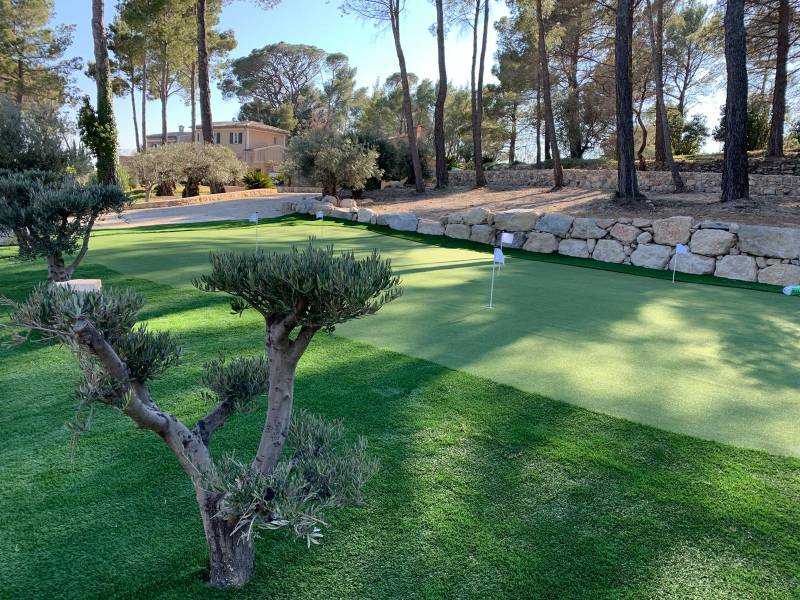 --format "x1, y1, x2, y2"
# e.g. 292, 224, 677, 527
282, 129, 382, 197
7, 242, 401, 588
0, 171, 128, 282
127, 149, 172, 201
171, 143, 245, 197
